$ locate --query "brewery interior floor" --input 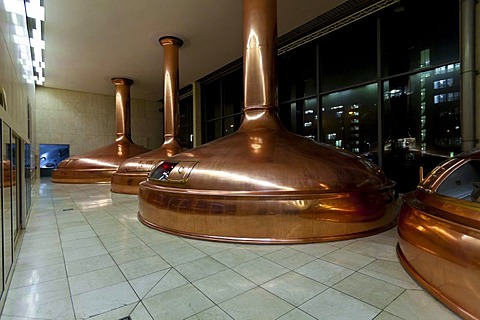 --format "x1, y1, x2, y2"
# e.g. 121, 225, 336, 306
0, 178, 460, 320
